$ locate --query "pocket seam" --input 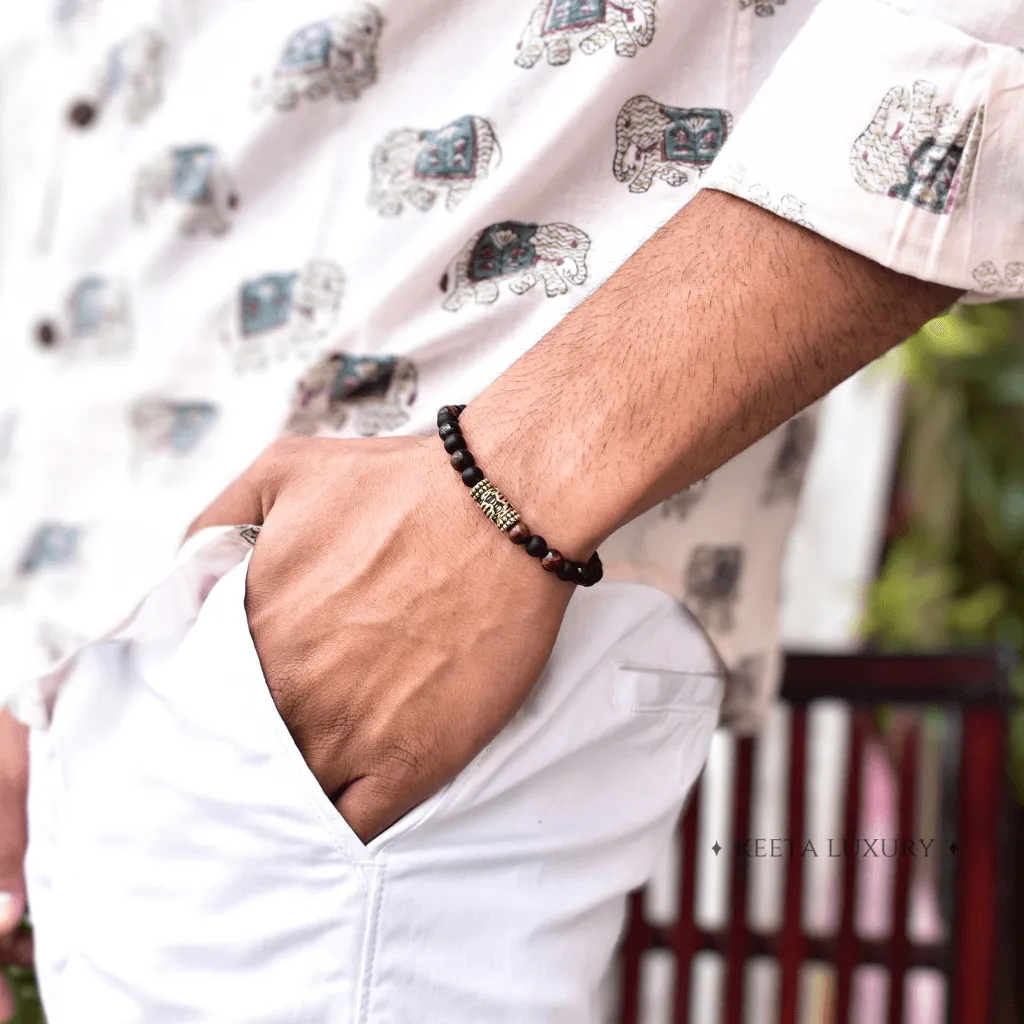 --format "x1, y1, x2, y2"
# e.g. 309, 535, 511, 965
610, 660, 725, 715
